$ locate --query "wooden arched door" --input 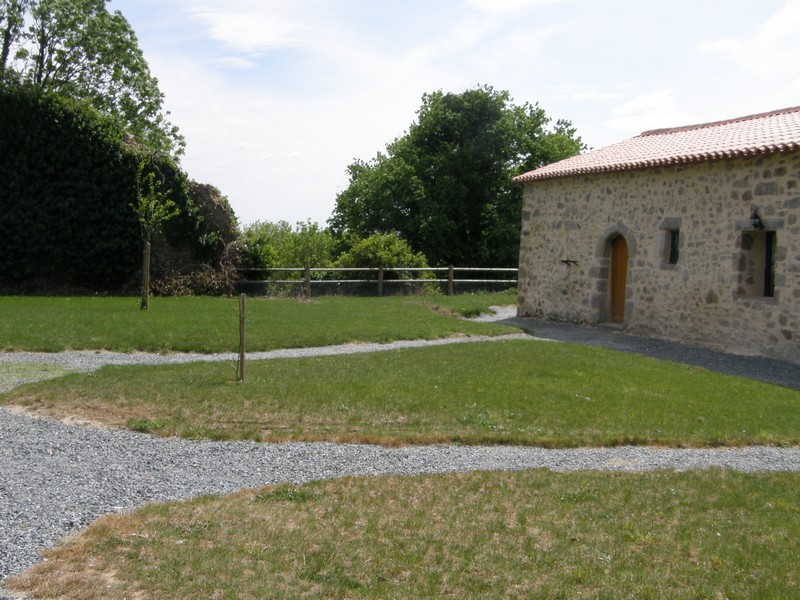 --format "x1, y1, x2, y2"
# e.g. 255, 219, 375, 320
609, 236, 628, 324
